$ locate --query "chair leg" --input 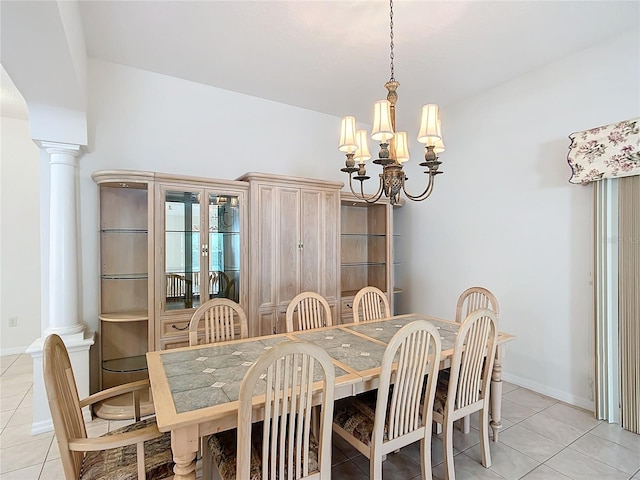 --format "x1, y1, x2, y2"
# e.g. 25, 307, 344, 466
371, 451, 383, 480
203, 435, 212, 480
462, 415, 471, 434
434, 421, 443, 435
443, 418, 456, 480
479, 406, 492, 468
420, 437, 432, 480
